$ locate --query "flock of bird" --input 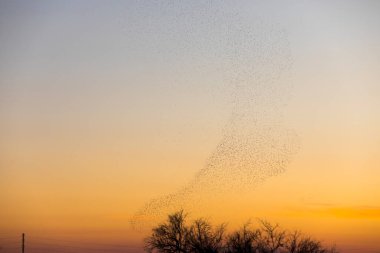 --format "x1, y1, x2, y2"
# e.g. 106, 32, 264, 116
129, 1, 299, 229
